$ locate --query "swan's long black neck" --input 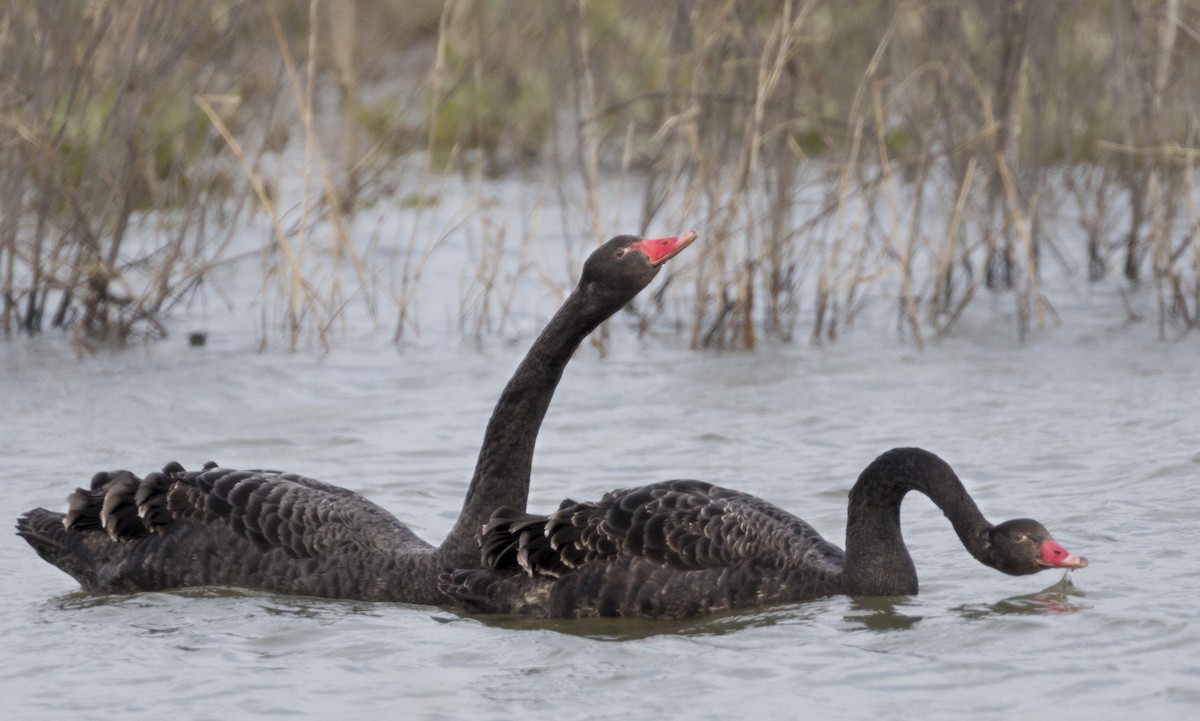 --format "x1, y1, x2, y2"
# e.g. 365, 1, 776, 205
438, 283, 619, 566
842, 447, 994, 595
